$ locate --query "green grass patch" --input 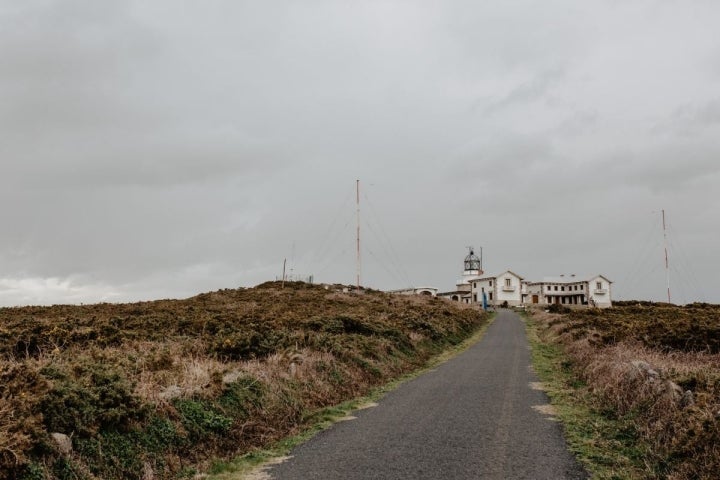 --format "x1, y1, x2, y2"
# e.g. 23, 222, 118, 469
523, 315, 651, 480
